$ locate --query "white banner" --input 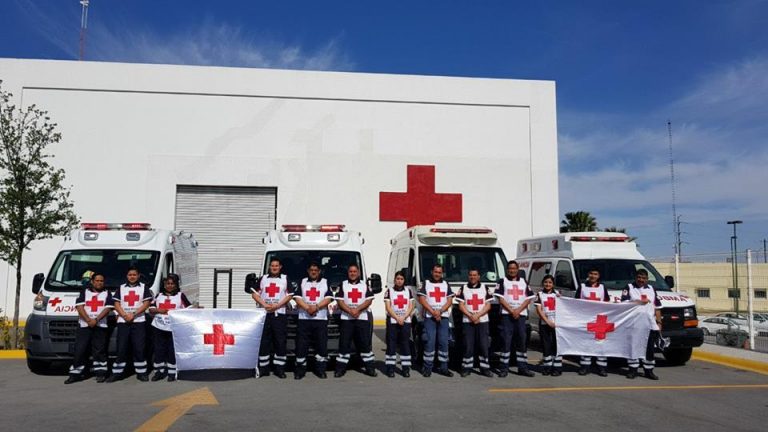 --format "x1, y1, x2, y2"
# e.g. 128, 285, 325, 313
170, 308, 267, 371
556, 297, 653, 359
